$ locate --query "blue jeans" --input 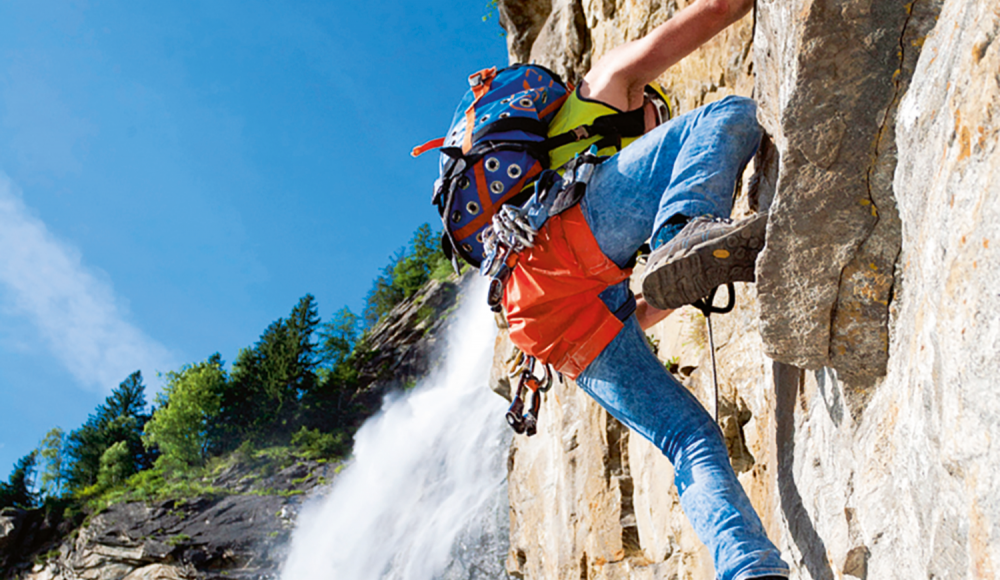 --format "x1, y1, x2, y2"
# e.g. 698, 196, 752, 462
576, 96, 789, 580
